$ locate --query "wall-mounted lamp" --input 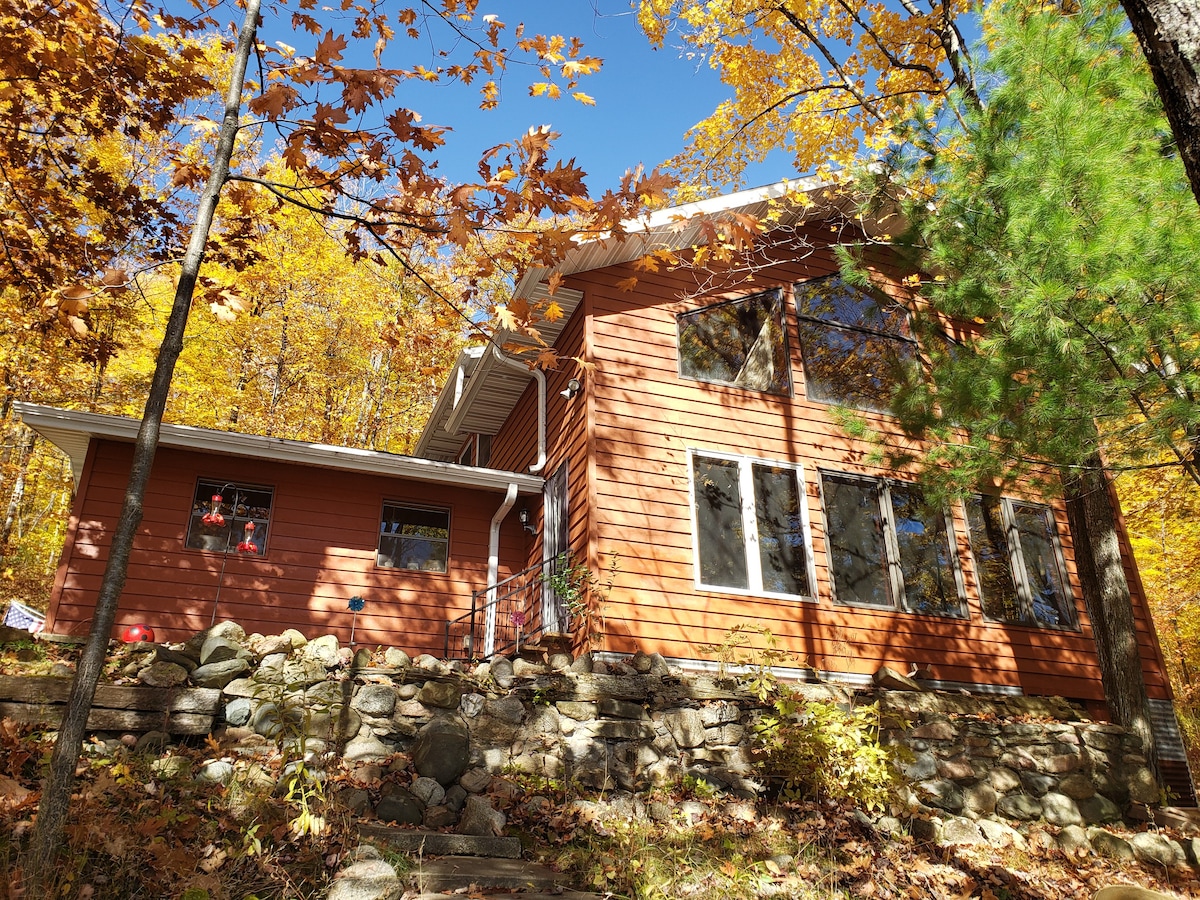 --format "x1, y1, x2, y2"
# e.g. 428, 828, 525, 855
560, 377, 582, 400
518, 507, 537, 535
